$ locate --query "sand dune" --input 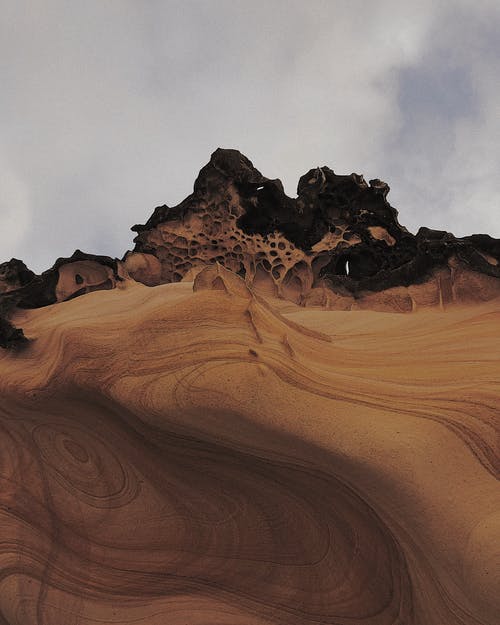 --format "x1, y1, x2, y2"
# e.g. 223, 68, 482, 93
0, 265, 498, 625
